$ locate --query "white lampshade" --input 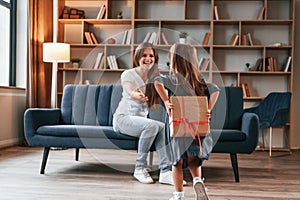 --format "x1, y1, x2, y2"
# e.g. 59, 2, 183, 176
43, 43, 70, 63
